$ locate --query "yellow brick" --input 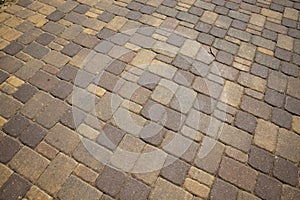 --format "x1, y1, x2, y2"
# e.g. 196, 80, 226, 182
0, 12, 12, 24
106, 16, 127, 31
0, 164, 13, 187
257, 47, 274, 56
85, 11, 98, 18
184, 178, 210, 199
83, 28, 97, 35
58, 19, 73, 27
249, 13, 266, 27
4, 17, 23, 28
27, 14, 48, 27
0, 82, 17, 95
87, 84, 106, 97
7, 76, 25, 87
232, 62, 250, 72
152, 33, 168, 42
39, 5, 56, 15
188, 166, 214, 187
284, 8, 299, 20
292, 116, 300, 135
0, 116, 7, 127
121, 99, 143, 114
26, 186, 52, 200
2, 29, 22, 41
146, 0, 164, 7
220, 81, 244, 108
139, 15, 163, 27
200, 11, 218, 24
131, 49, 156, 68
124, 43, 141, 51
261, 8, 282, 20
27, 1, 44, 11
0, 40, 9, 50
